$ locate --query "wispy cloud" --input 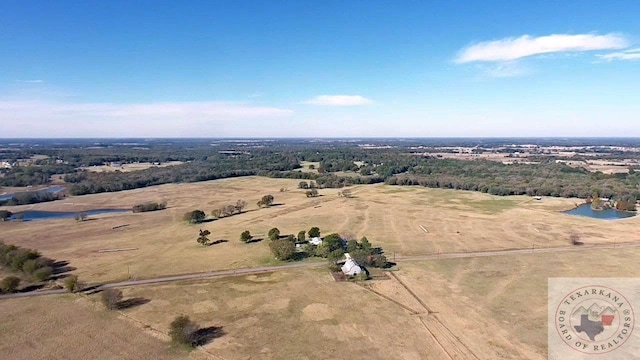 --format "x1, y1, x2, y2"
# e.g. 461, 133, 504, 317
0, 100, 293, 118
16, 79, 45, 83
596, 48, 640, 61
479, 62, 531, 78
0, 100, 294, 137
303, 95, 372, 106
455, 33, 628, 63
